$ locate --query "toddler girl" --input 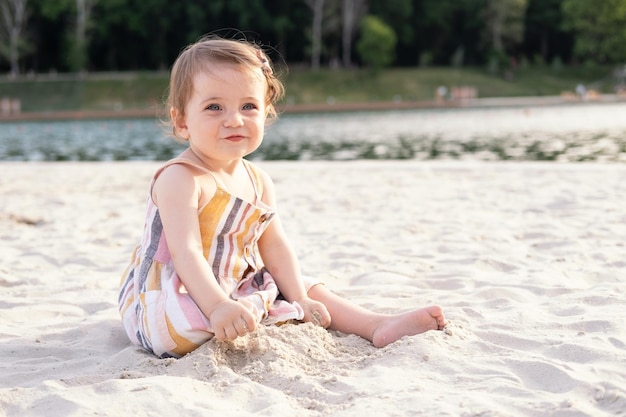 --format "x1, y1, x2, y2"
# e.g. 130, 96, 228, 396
118, 36, 446, 358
